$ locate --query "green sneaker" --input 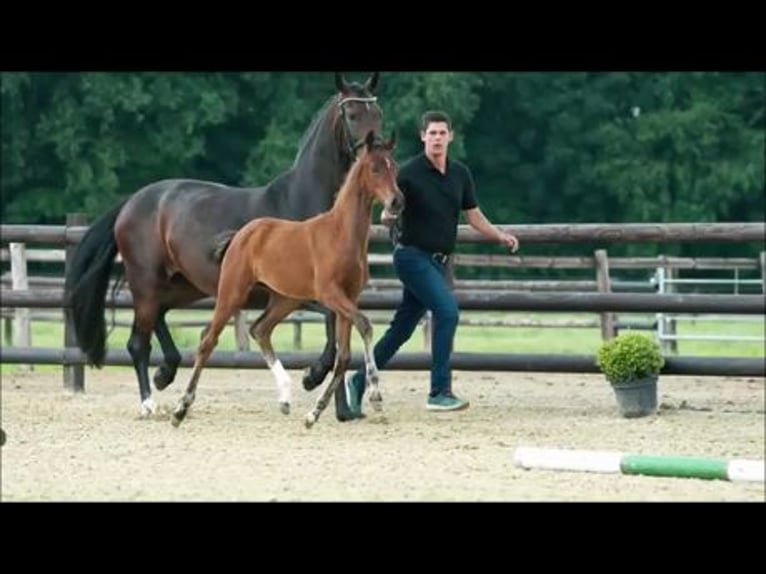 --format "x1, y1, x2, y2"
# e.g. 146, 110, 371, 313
426, 393, 470, 412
